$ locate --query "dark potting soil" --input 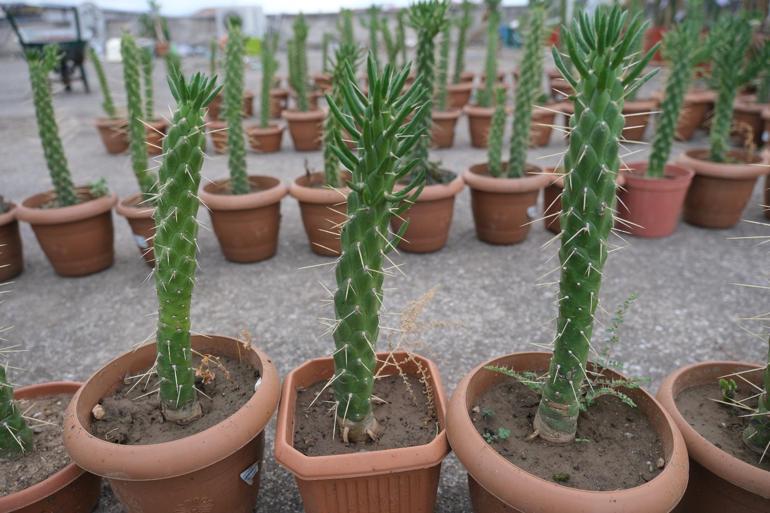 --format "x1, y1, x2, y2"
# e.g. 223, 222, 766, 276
92, 354, 258, 445
676, 383, 770, 472
472, 380, 665, 491
294, 374, 439, 456
0, 394, 72, 496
